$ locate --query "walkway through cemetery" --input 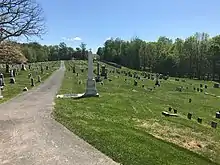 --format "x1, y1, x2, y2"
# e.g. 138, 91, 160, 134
0, 61, 118, 165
